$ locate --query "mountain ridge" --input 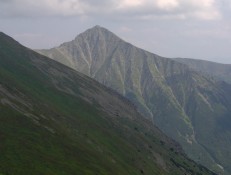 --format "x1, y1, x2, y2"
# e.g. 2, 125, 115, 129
37, 26, 231, 175
173, 57, 231, 84
0, 31, 218, 175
